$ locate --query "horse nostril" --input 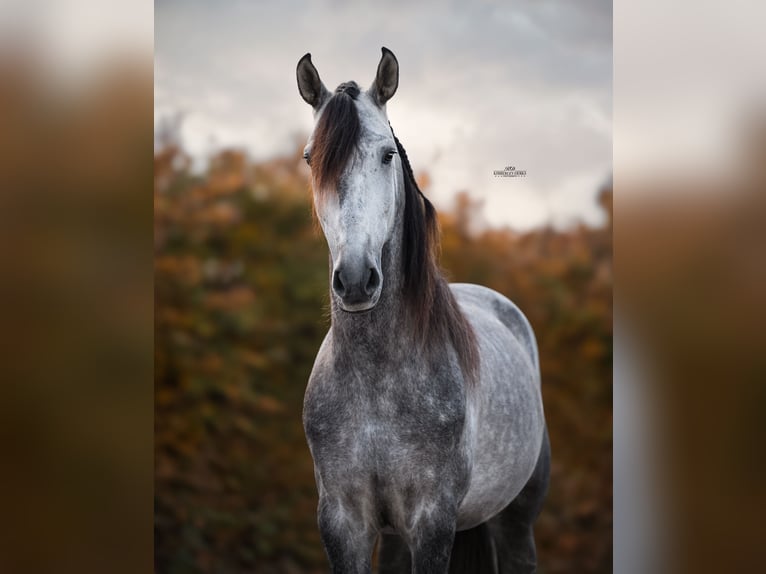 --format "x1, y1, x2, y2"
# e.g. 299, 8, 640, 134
365, 267, 380, 296
332, 268, 346, 296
